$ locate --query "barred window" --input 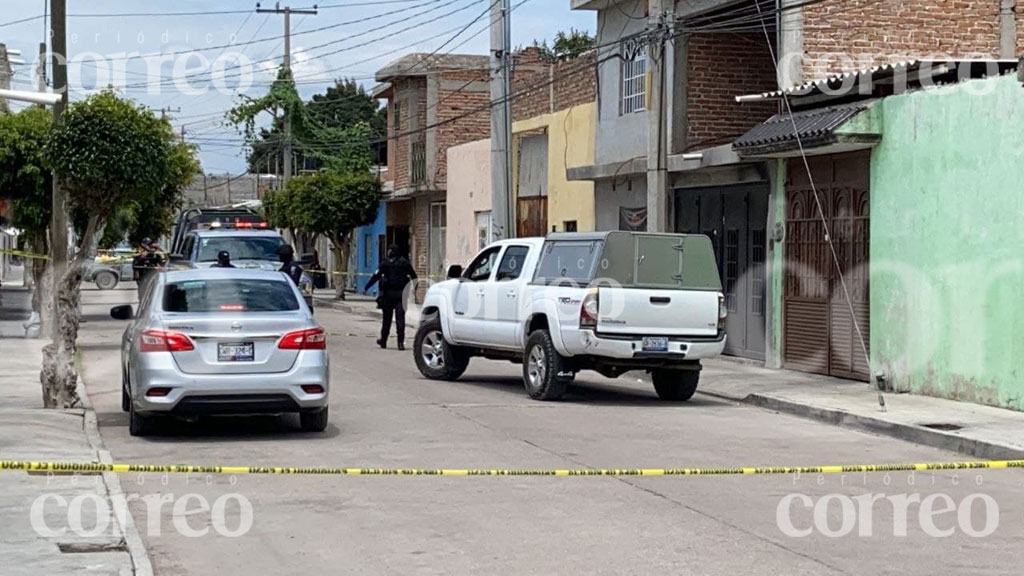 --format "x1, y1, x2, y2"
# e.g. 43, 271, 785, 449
621, 51, 646, 114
